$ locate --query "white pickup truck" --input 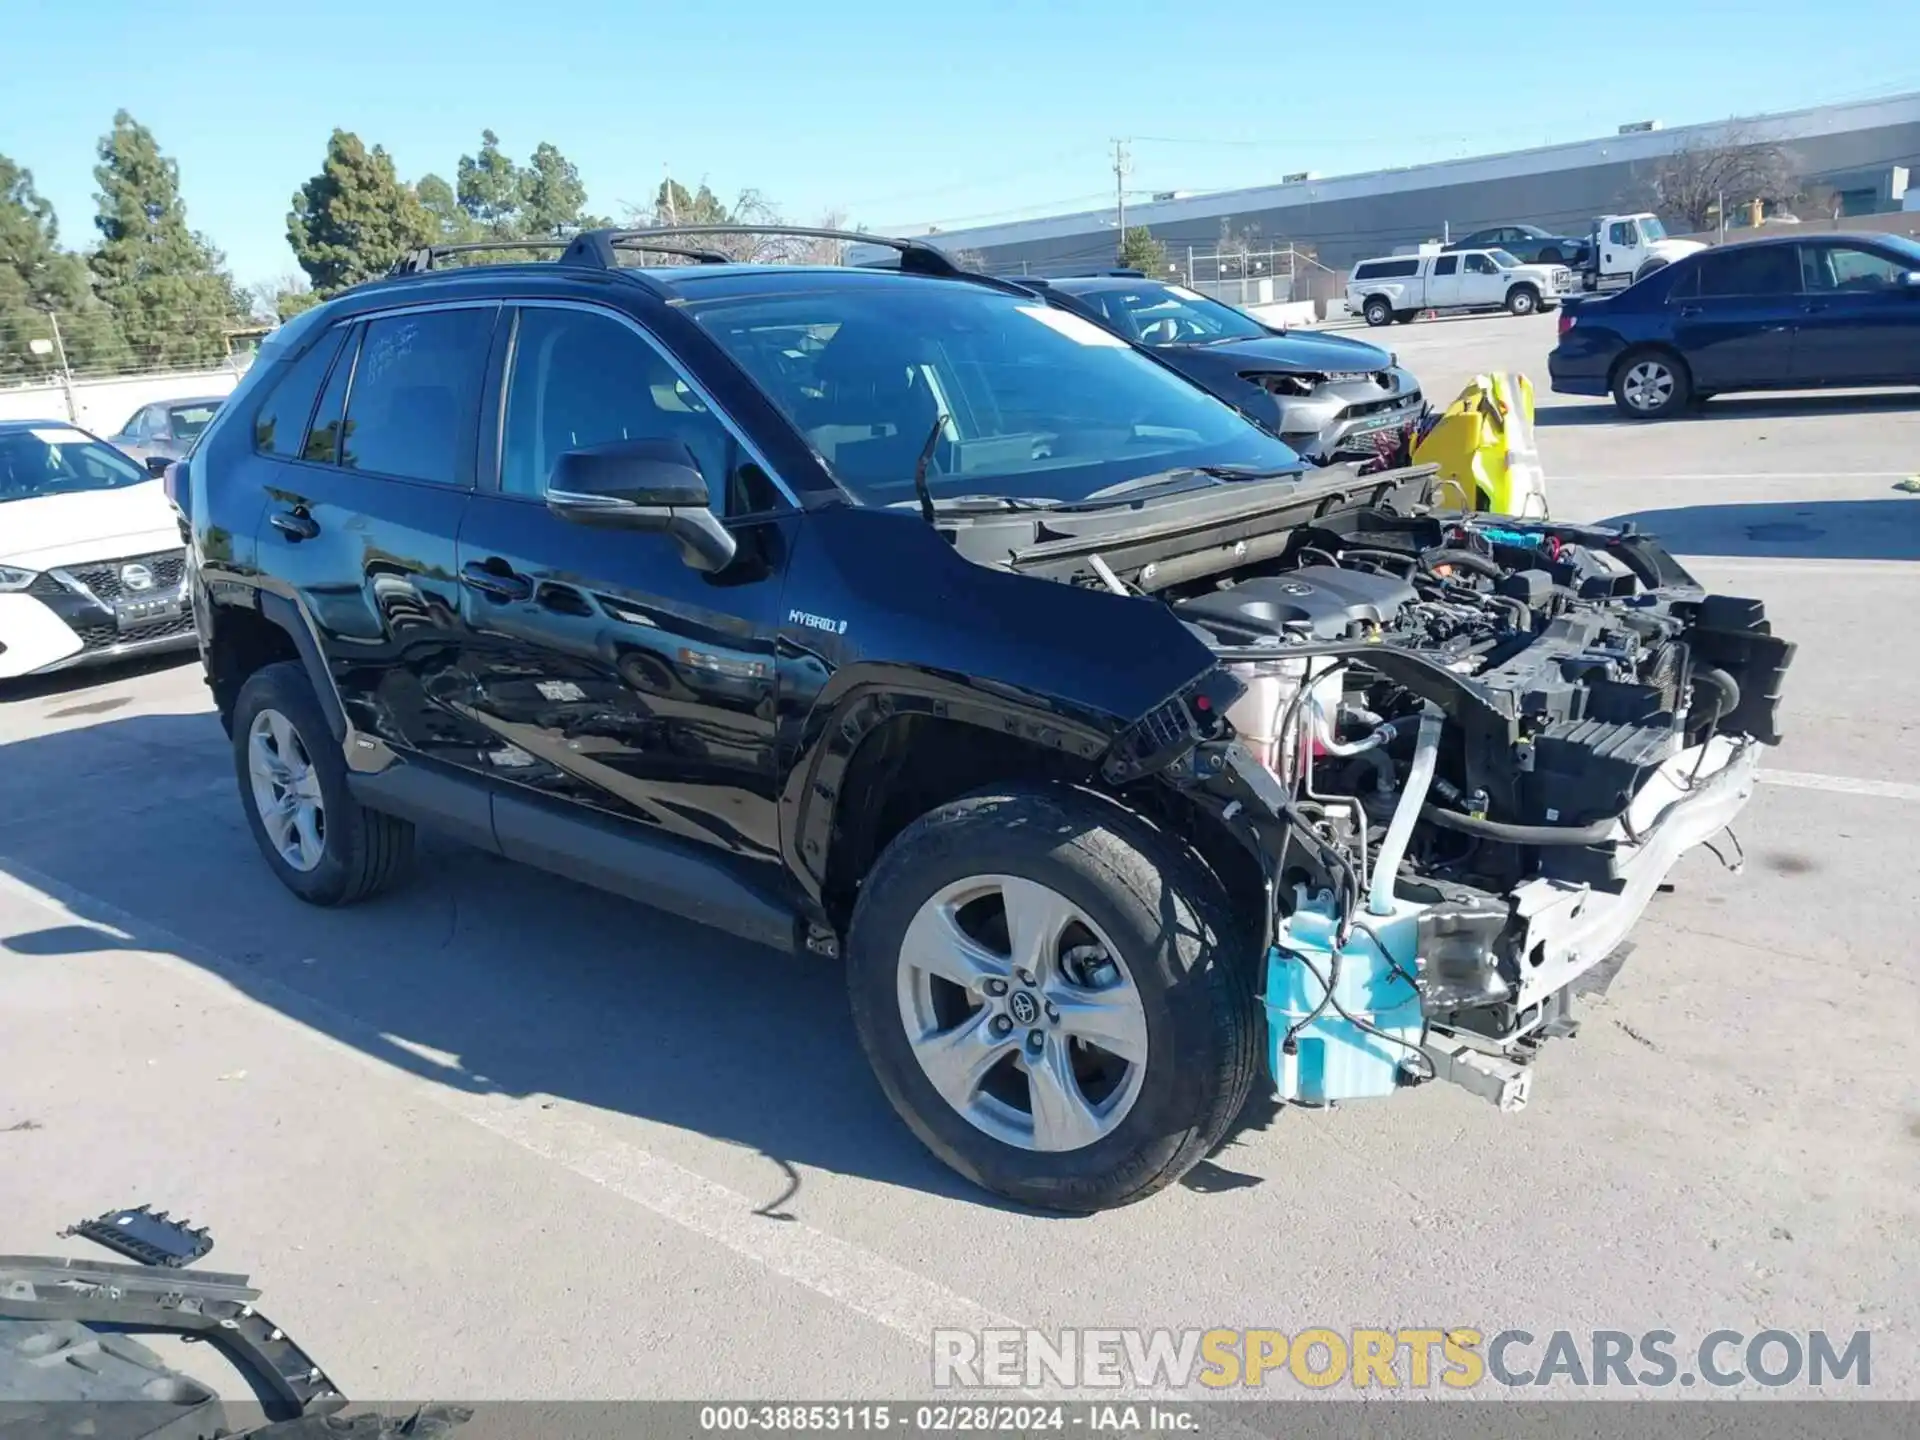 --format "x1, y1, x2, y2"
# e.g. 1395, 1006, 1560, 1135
1579, 212, 1707, 291
1346, 248, 1571, 326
